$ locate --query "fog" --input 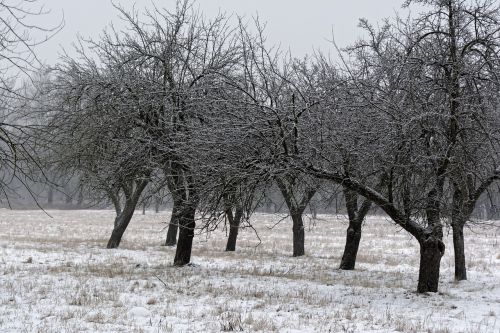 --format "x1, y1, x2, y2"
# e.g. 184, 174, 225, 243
35, 0, 423, 64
